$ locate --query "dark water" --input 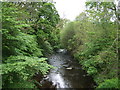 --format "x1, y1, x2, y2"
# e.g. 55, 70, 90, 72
40, 49, 95, 89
